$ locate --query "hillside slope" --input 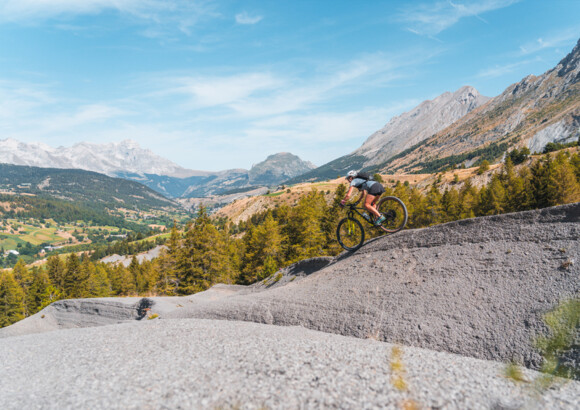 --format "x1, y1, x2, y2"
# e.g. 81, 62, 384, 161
3, 203, 578, 372
0, 163, 178, 211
